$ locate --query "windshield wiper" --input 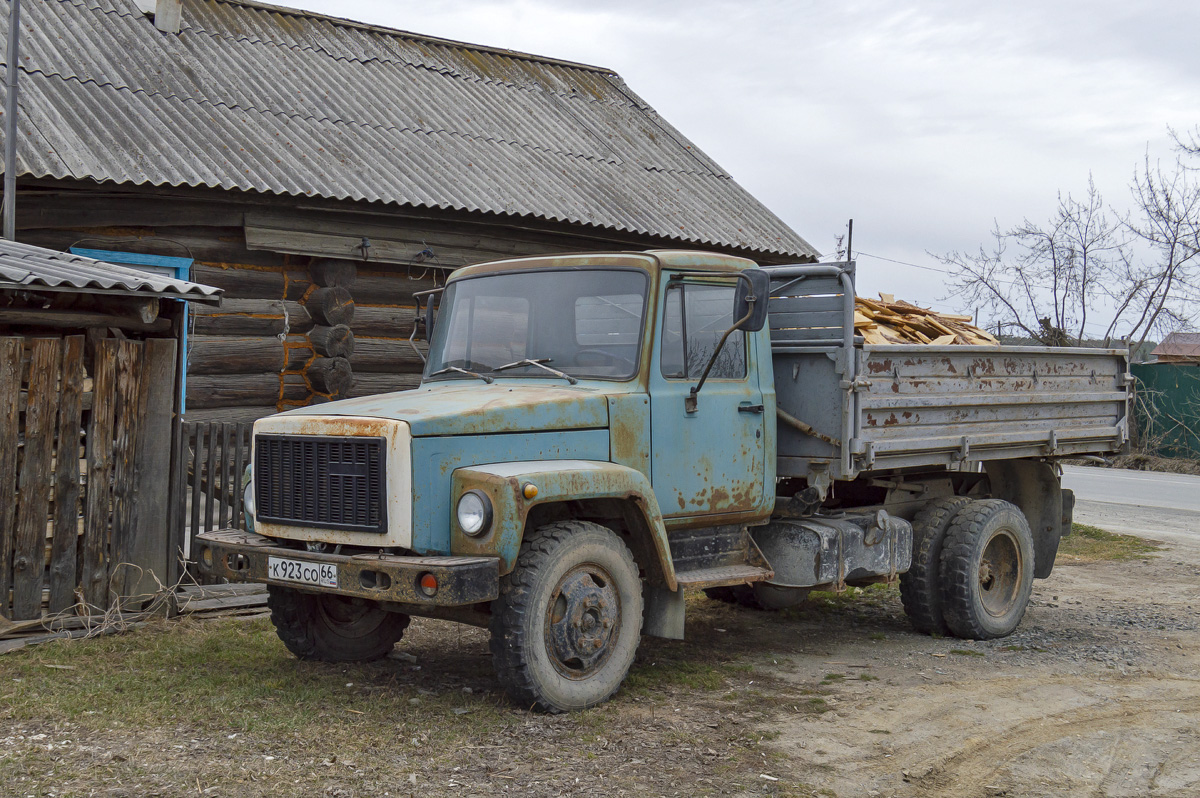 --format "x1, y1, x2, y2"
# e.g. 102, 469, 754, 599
428, 365, 494, 383
492, 358, 578, 385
